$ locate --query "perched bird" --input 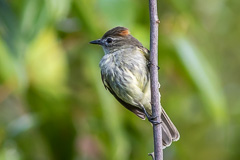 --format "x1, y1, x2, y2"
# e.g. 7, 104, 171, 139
90, 26, 179, 148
